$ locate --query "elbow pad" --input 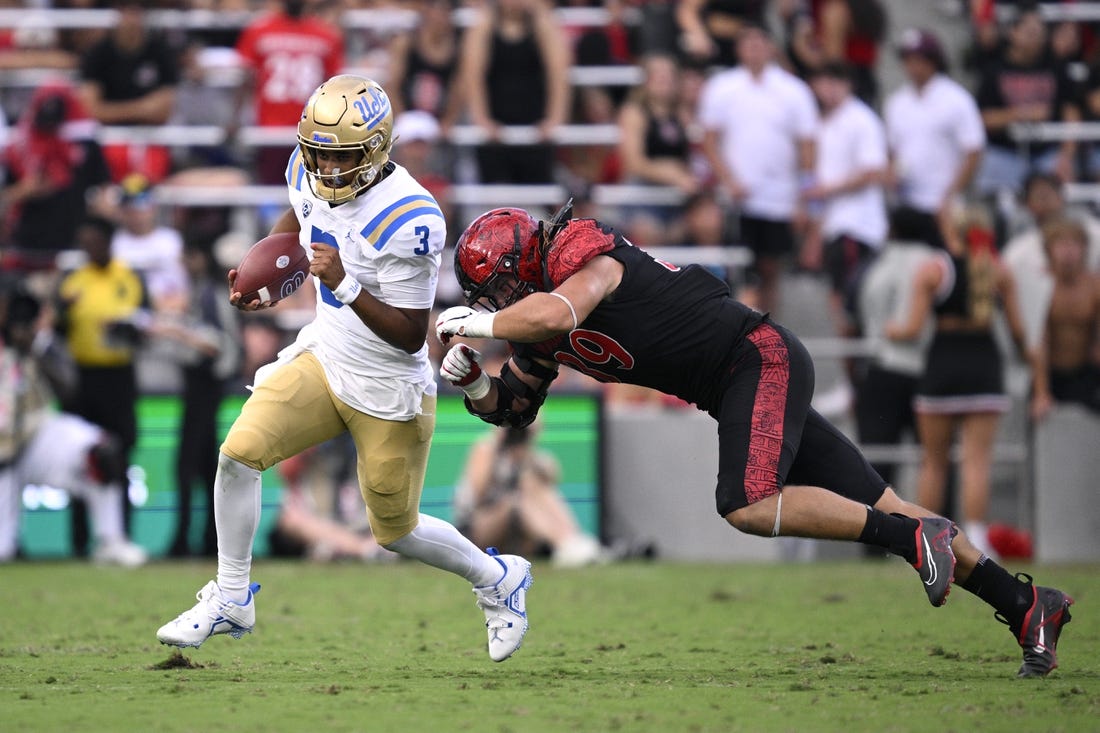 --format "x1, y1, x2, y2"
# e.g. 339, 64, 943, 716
463, 376, 540, 428
463, 357, 558, 428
